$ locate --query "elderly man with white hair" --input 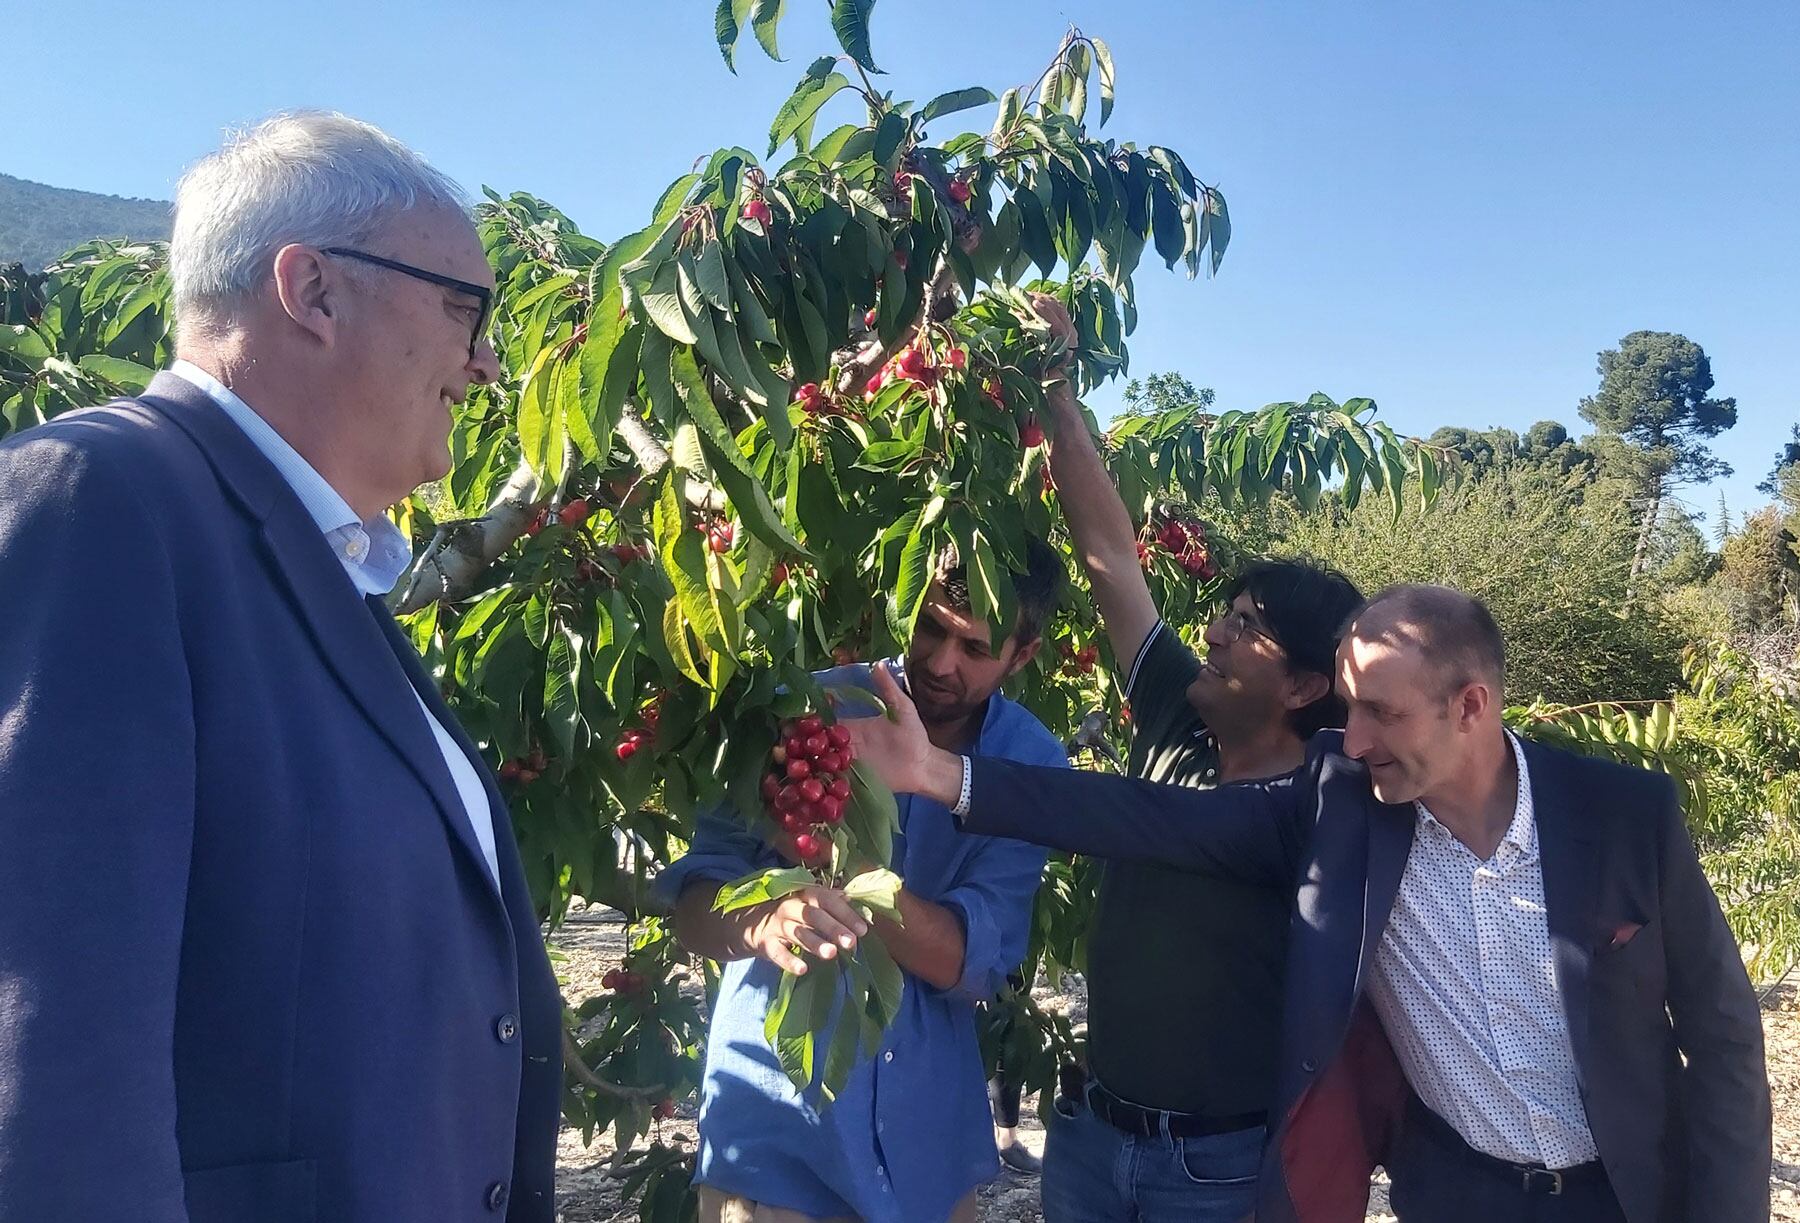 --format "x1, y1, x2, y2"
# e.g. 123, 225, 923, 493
0, 112, 562, 1222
